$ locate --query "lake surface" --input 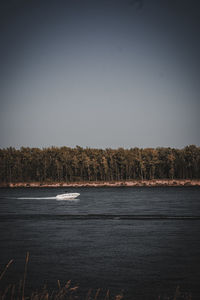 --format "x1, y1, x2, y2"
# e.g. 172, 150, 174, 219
0, 187, 200, 299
